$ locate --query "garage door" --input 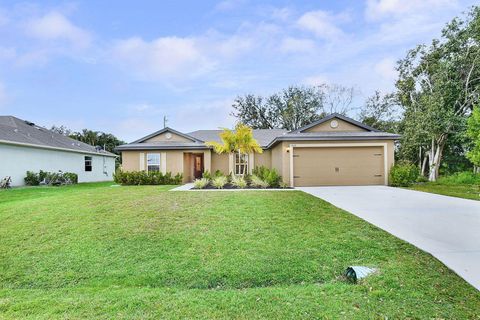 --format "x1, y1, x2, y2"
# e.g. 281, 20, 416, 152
292, 146, 385, 186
